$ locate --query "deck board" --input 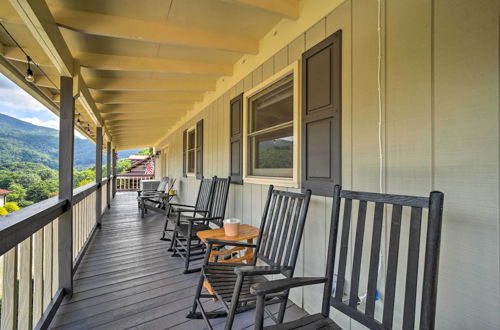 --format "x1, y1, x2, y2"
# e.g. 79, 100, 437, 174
50, 192, 307, 330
